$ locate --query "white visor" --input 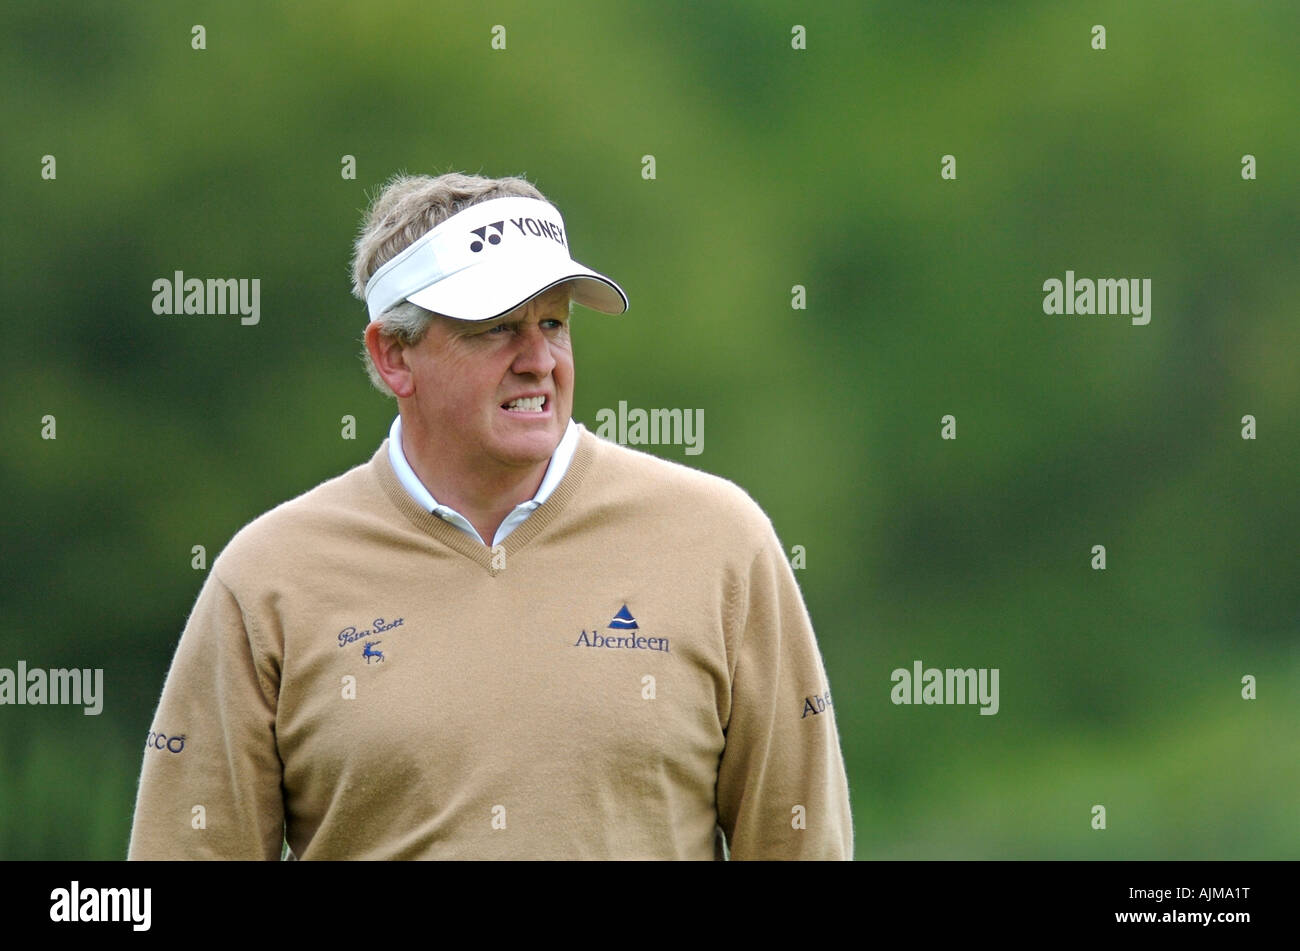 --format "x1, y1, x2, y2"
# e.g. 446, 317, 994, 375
363, 196, 628, 322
